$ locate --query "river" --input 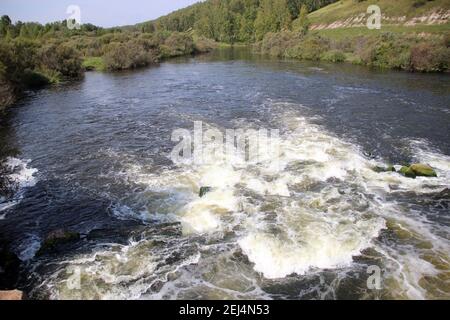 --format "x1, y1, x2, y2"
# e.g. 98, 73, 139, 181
0, 48, 449, 300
